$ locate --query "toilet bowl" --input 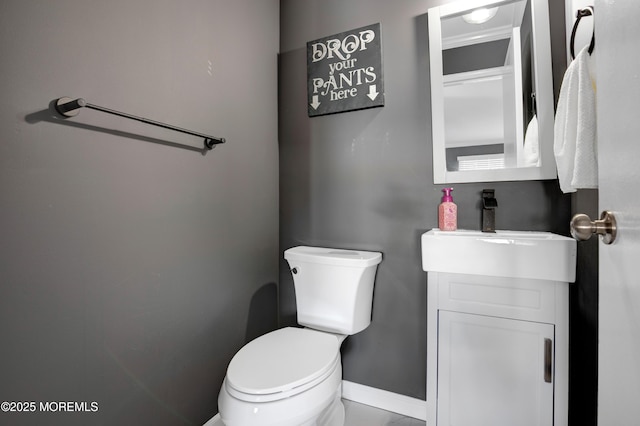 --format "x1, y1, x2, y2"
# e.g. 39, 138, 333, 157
218, 327, 346, 426
217, 246, 382, 426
